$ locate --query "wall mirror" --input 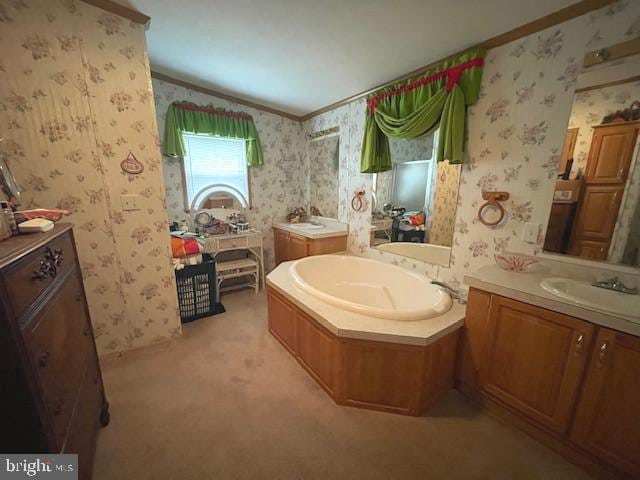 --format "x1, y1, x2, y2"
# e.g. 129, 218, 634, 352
307, 131, 339, 219
370, 131, 462, 266
541, 48, 640, 267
